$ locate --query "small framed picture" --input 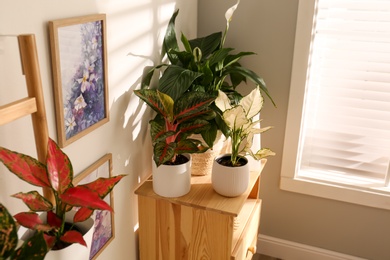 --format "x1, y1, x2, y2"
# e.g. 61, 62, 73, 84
73, 154, 114, 260
49, 14, 109, 148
